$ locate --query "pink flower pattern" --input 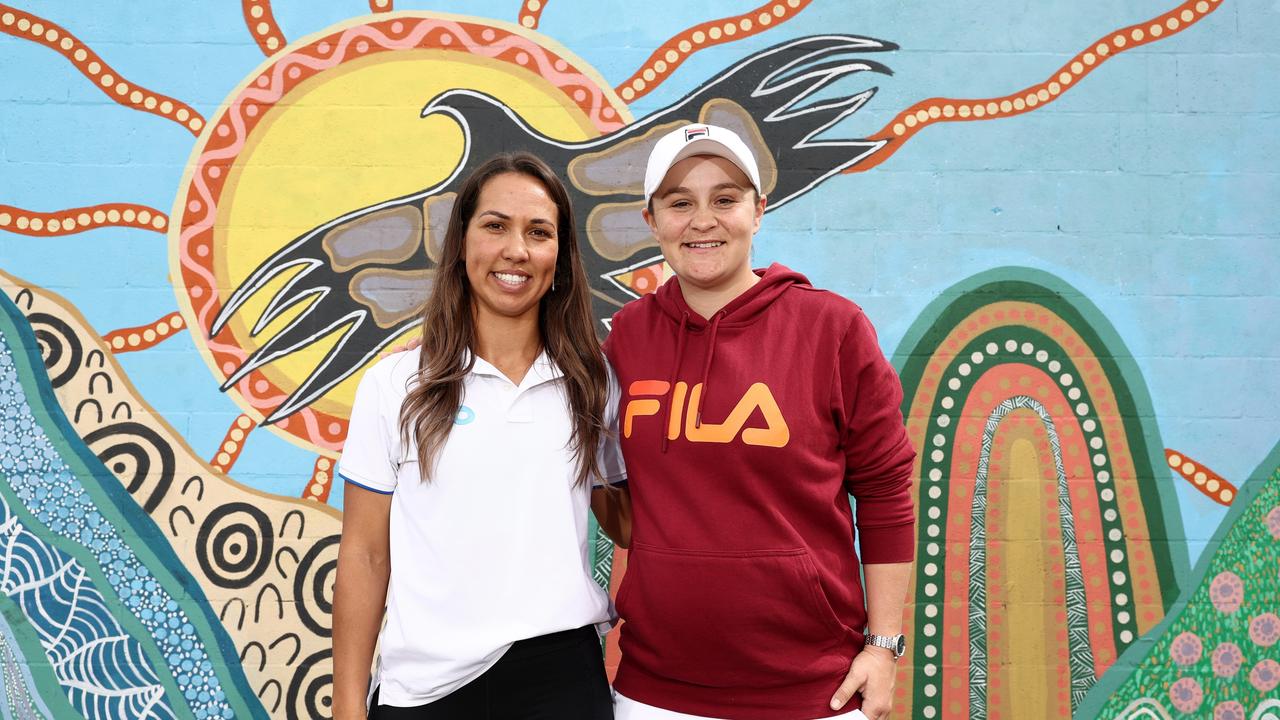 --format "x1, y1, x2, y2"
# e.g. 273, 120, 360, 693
1251, 659, 1280, 693
1214, 700, 1245, 720
1210, 642, 1243, 678
1168, 677, 1203, 714
1249, 612, 1280, 647
1209, 571, 1244, 614
1169, 631, 1203, 666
